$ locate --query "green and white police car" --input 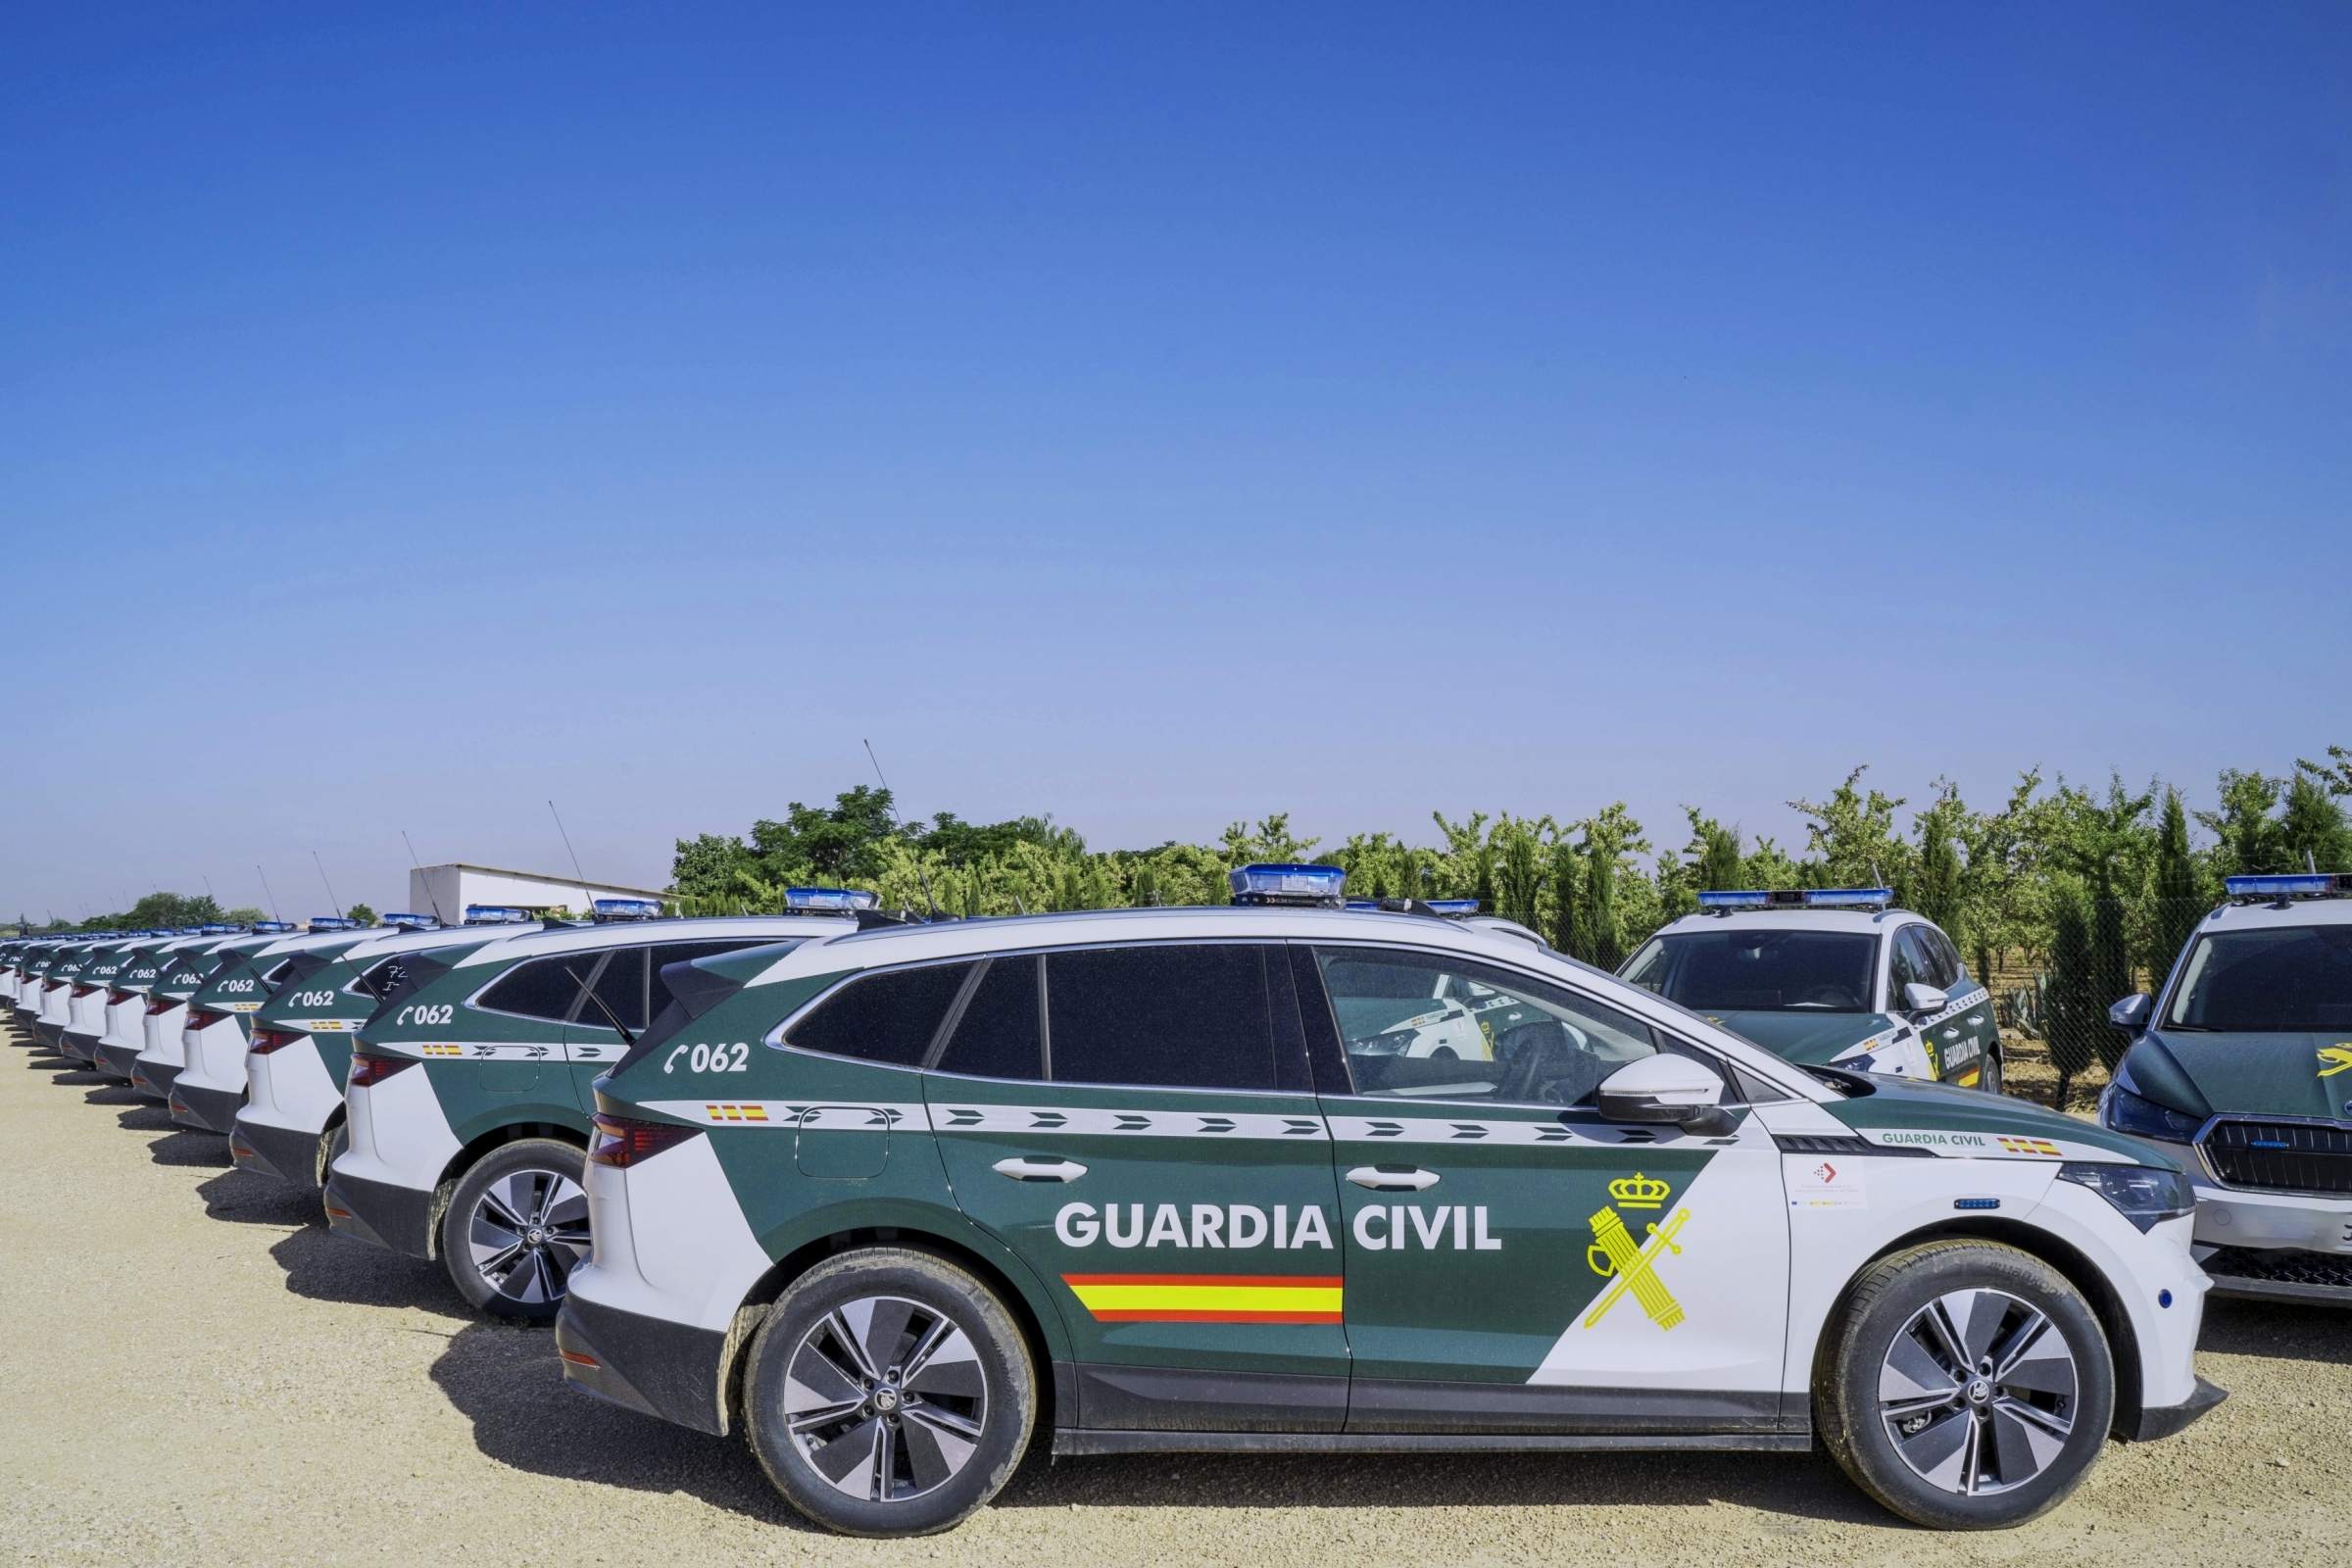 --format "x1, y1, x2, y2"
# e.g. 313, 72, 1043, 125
326, 905, 858, 1321
88, 931, 203, 1080
62, 935, 153, 1065
232, 917, 497, 1190
1623, 890, 2003, 1093
2101, 873, 2352, 1305
132, 929, 262, 1101
32, 936, 114, 1053
172, 923, 359, 1133
556, 865, 2218, 1537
